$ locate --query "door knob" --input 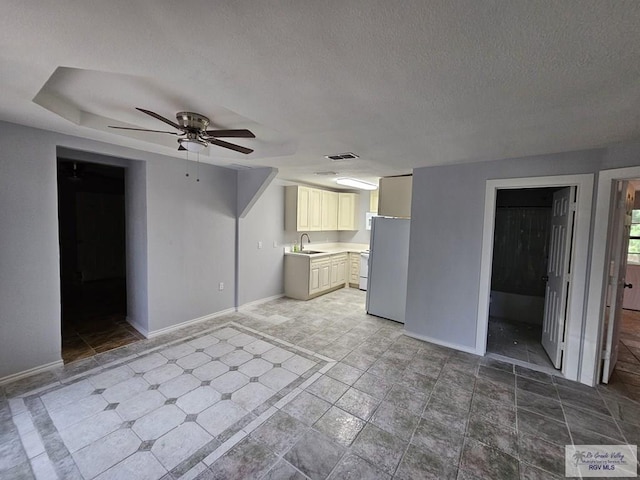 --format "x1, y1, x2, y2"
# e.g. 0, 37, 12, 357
625, 283, 633, 289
